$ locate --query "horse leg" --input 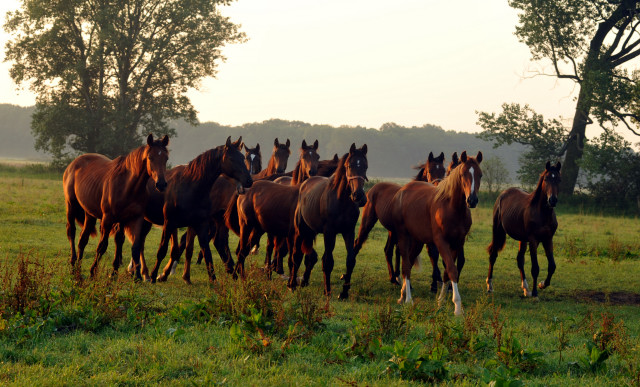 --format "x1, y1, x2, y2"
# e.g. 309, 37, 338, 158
127, 218, 147, 281
427, 242, 441, 293
213, 221, 235, 274
77, 215, 96, 267
318, 233, 336, 297
65, 202, 78, 266
516, 241, 530, 296
158, 230, 182, 282
383, 232, 398, 285
435, 238, 462, 316
151, 222, 173, 283
275, 237, 288, 275
538, 238, 556, 290
111, 225, 125, 276
456, 247, 466, 279
264, 236, 275, 271
90, 216, 114, 278
529, 240, 540, 298
338, 231, 357, 299
395, 234, 419, 304
393, 233, 402, 286
179, 228, 196, 284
